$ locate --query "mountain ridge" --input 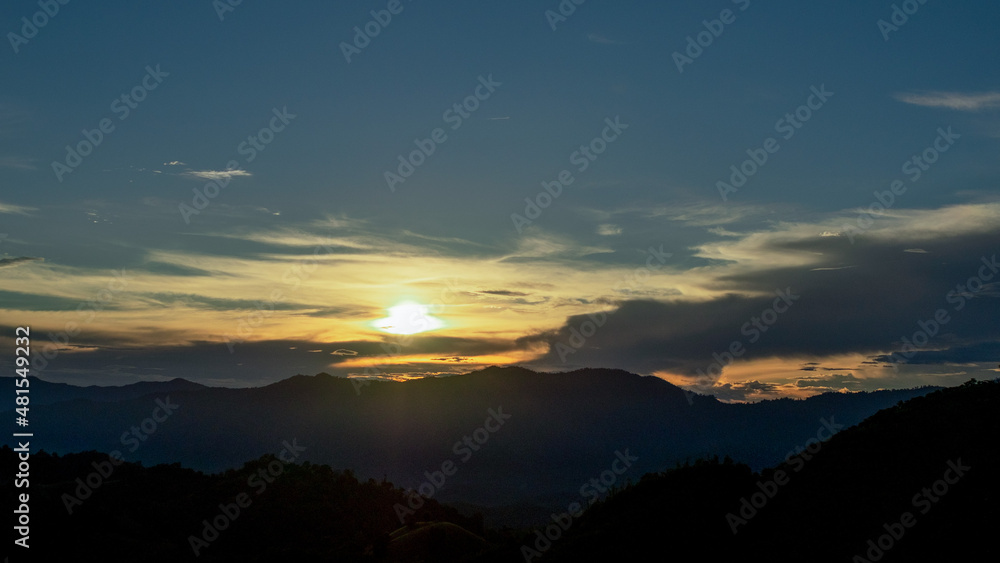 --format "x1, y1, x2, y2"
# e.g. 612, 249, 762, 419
4, 367, 942, 523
